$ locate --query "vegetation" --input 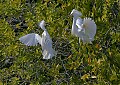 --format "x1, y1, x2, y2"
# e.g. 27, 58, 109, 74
0, 0, 120, 84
